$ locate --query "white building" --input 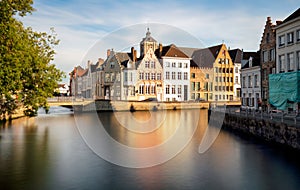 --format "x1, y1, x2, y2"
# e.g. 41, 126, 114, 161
241, 53, 261, 110
275, 8, 300, 74
229, 49, 242, 101
157, 44, 190, 101
269, 8, 300, 111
